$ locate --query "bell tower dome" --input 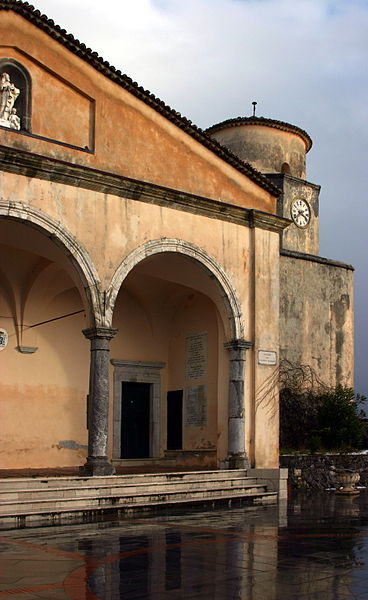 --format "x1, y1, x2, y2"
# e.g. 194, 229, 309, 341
206, 115, 312, 179
206, 113, 320, 255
